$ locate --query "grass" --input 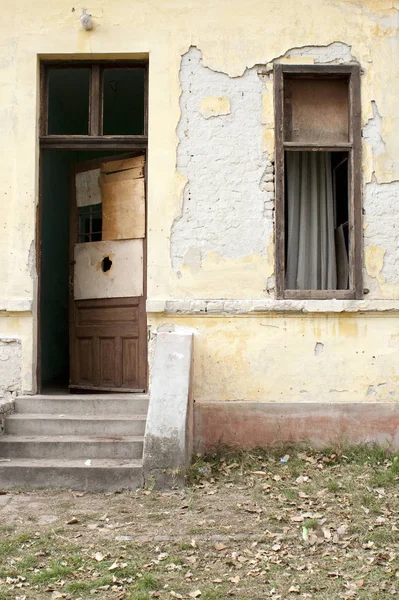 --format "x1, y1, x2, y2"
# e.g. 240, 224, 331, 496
303, 517, 318, 530
1, 444, 399, 599
326, 477, 340, 493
